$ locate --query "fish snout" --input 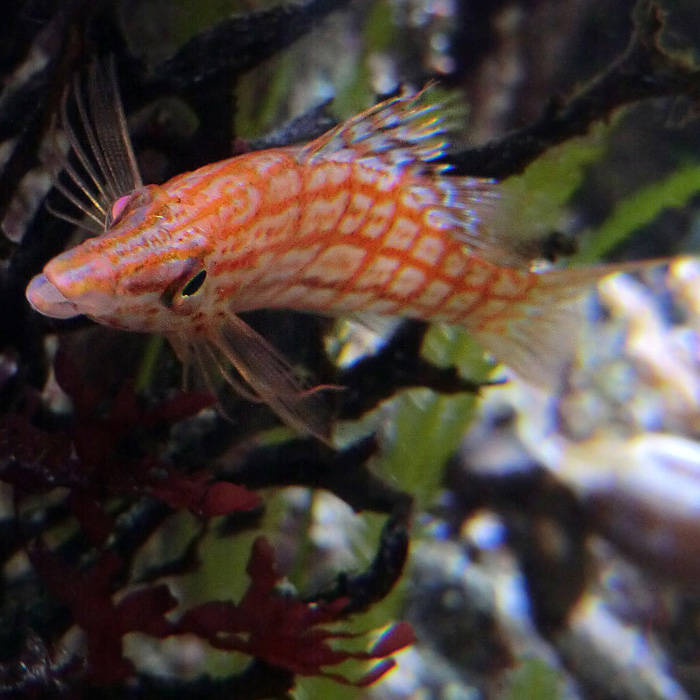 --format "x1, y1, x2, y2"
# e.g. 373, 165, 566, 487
26, 253, 117, 319
26, 273, 81, 319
